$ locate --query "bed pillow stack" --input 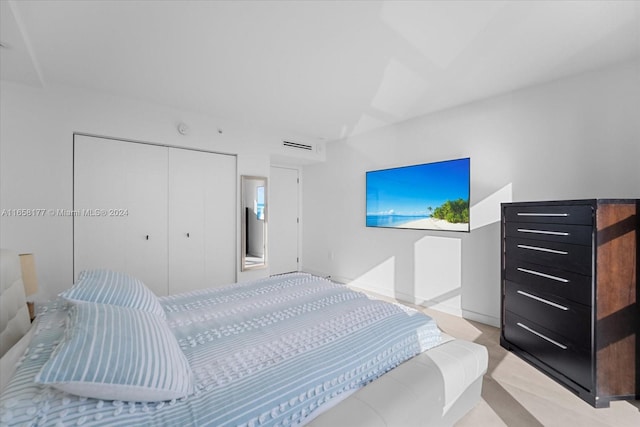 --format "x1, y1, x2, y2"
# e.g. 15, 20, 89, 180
59, 269, 166, 318
35, 269, 193, 402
